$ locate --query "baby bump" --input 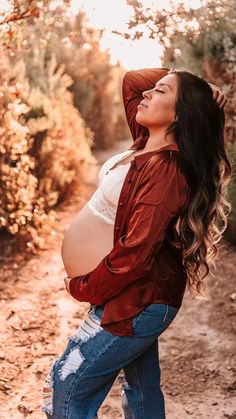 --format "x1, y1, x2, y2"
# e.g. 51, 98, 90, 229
61, 205, 114, 277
